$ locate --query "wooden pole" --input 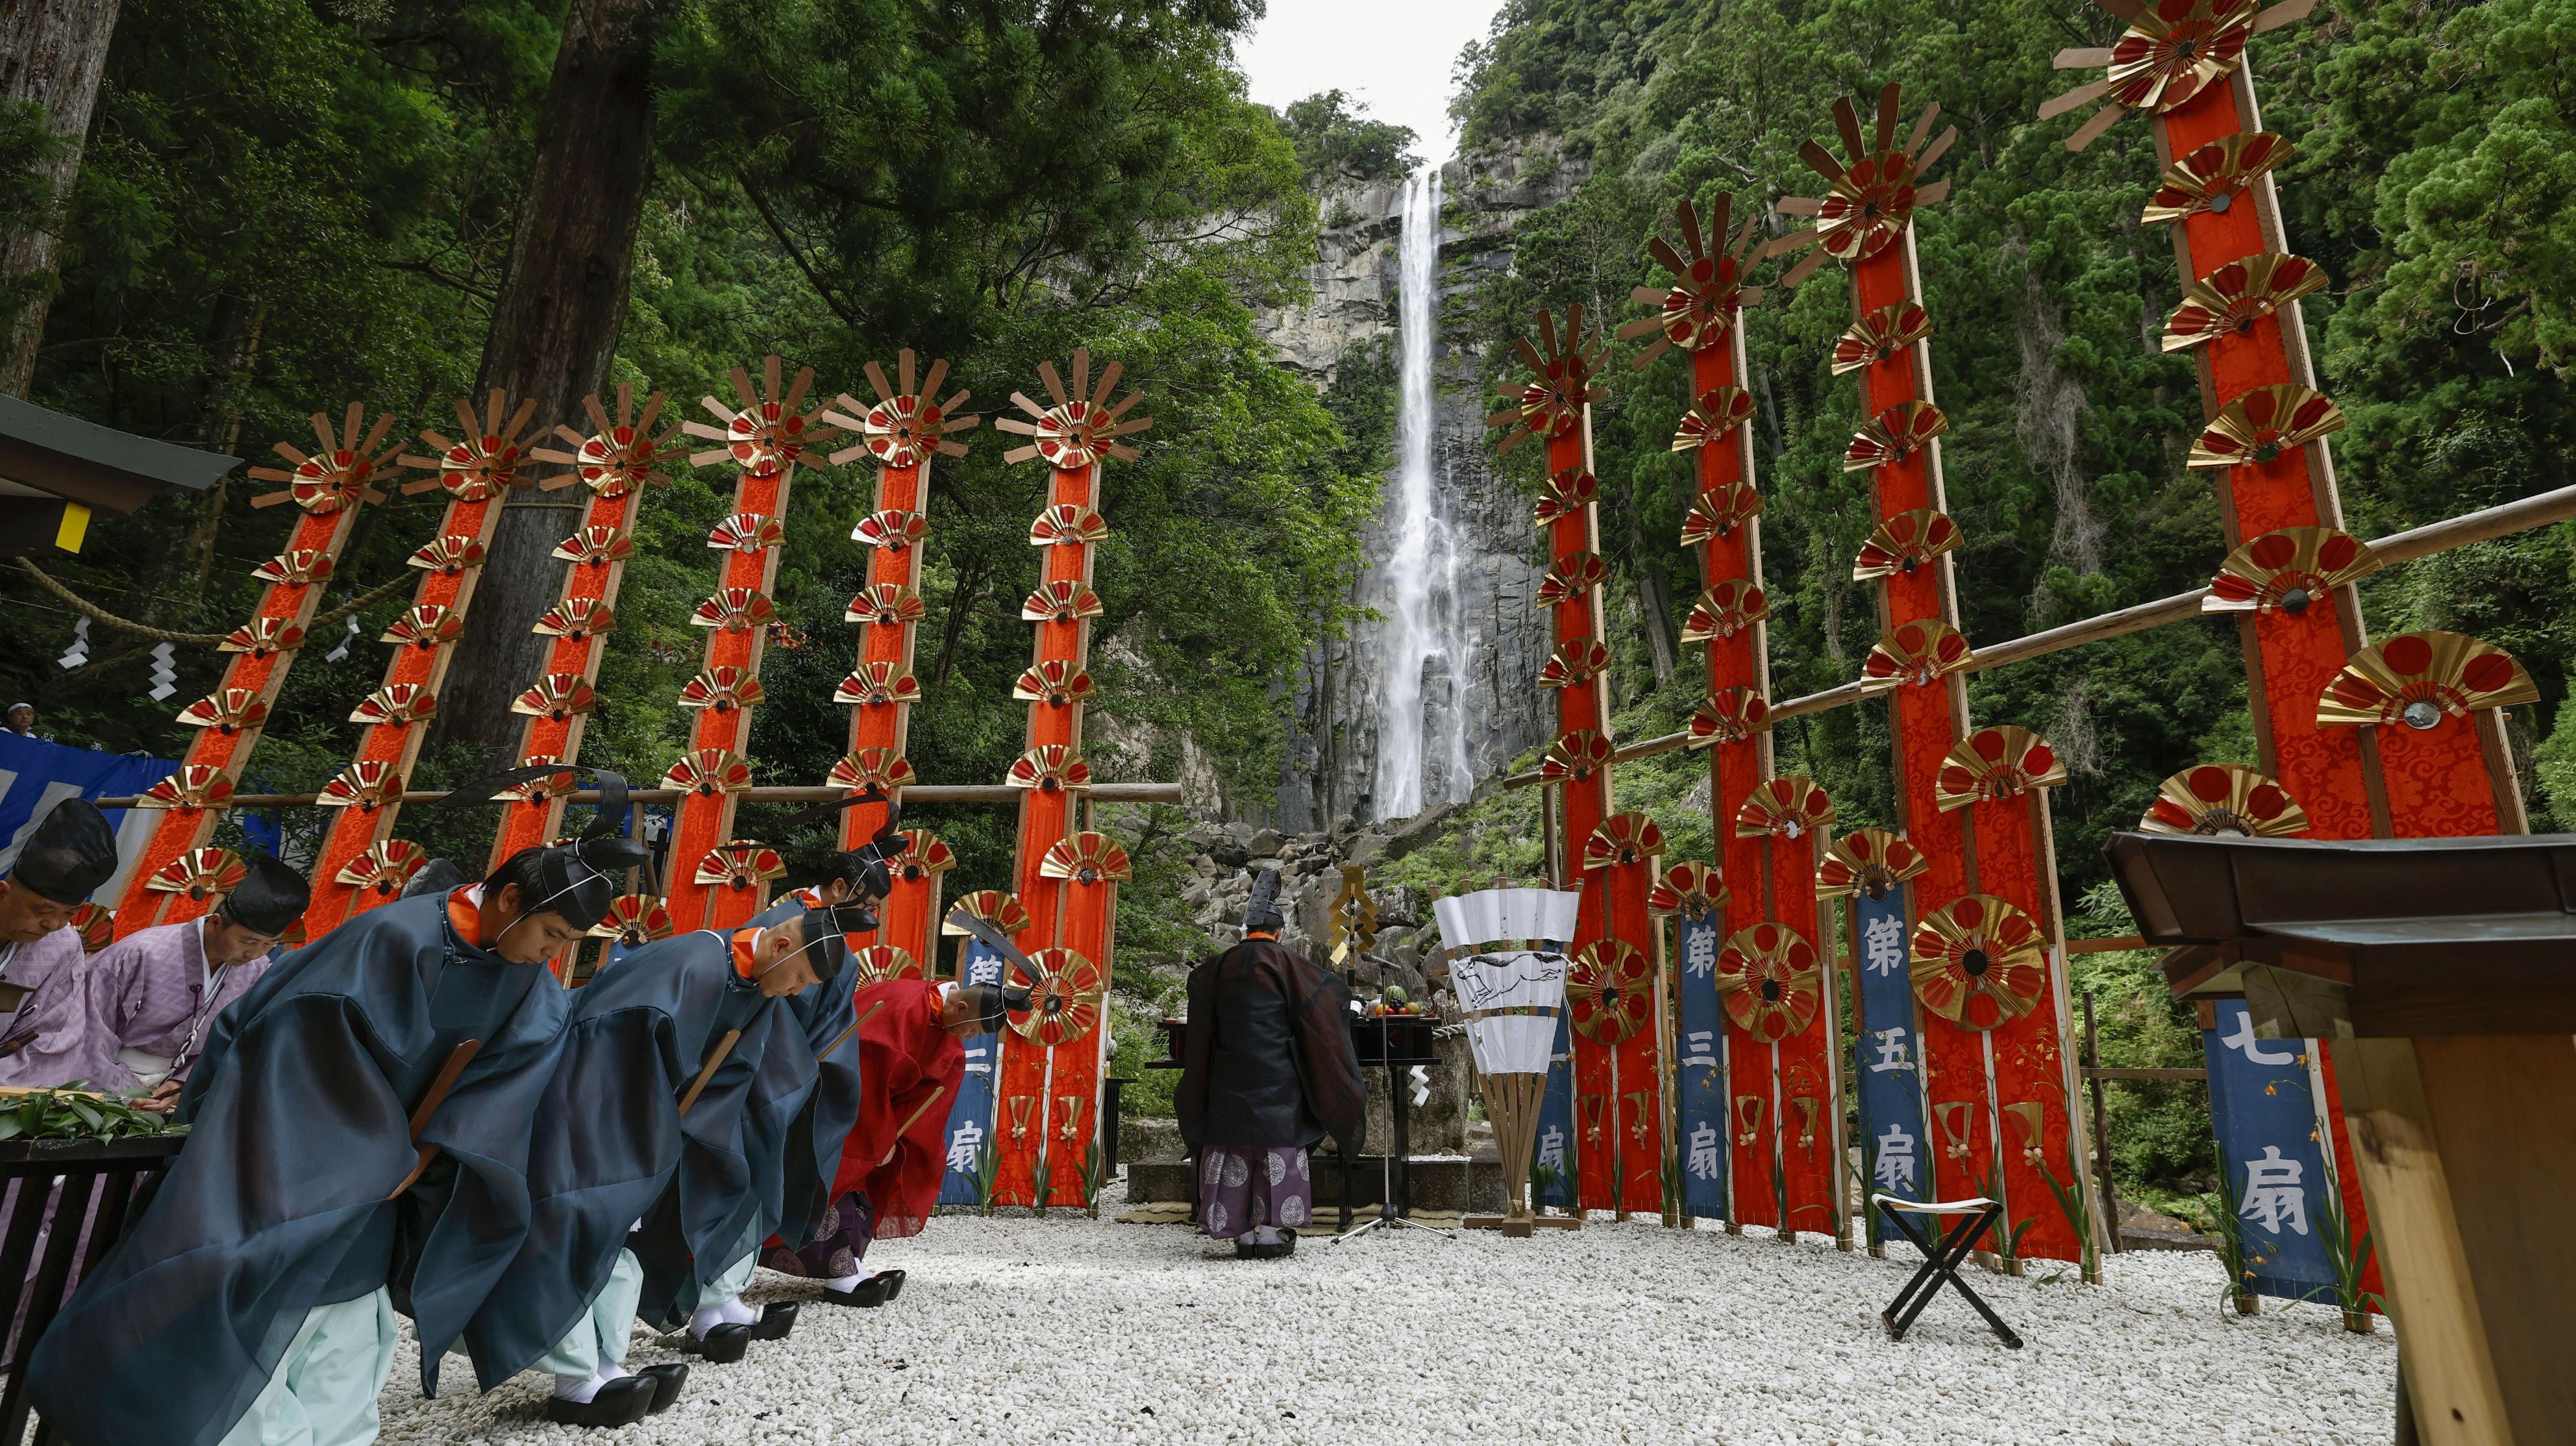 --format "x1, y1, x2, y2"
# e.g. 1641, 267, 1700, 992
95, 781, 1187, 810
2081, 990, 2122, 1254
